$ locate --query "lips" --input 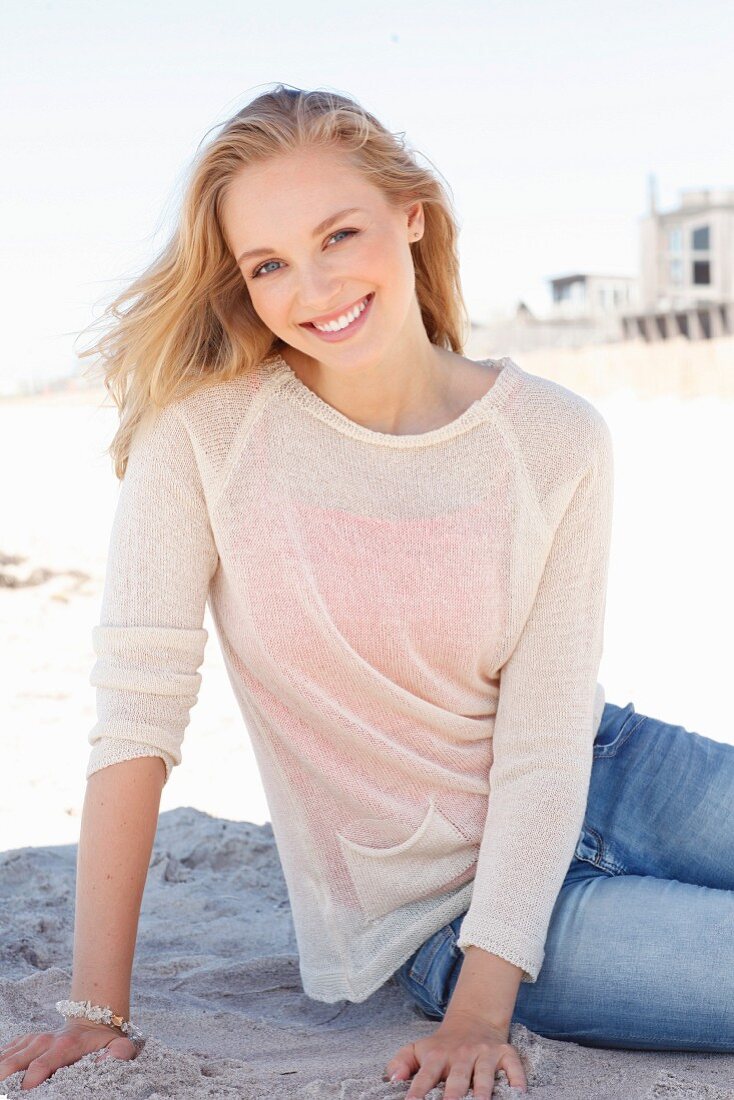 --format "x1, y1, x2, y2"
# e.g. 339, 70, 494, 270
301, 293, 373, 328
